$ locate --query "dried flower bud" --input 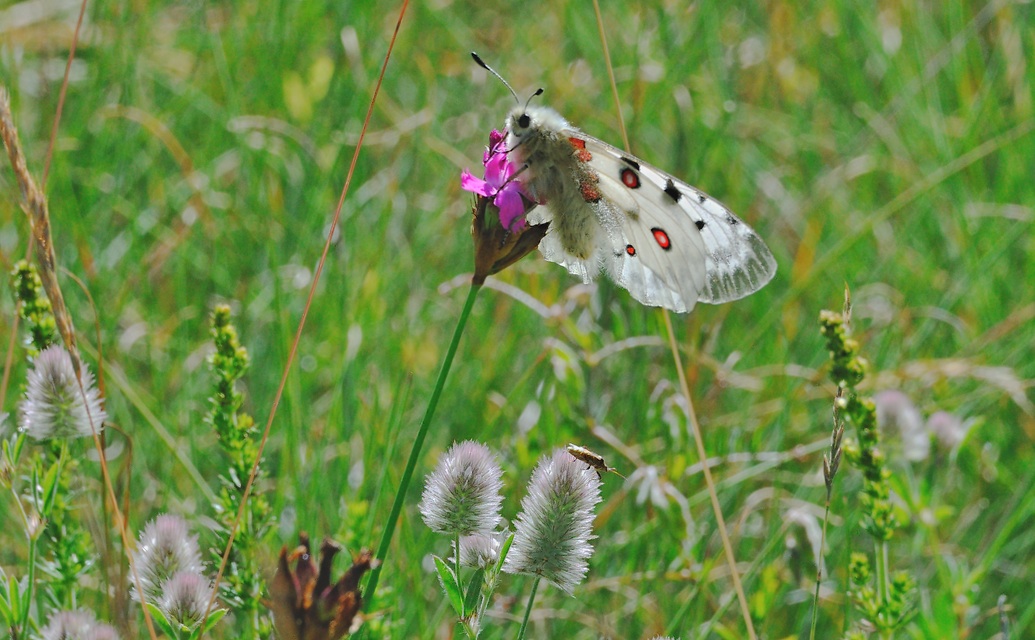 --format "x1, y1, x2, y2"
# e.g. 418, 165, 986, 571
270, 533, 375, 640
